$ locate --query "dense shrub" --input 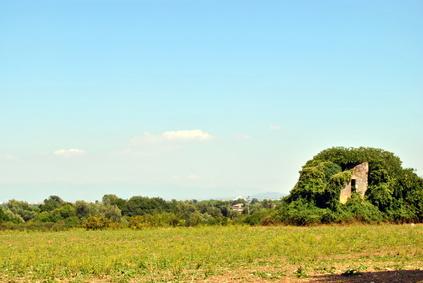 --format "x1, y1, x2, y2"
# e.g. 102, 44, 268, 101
6, 200, 38, 221
82, 216, 111, 230
243, 209, 274, 226
287, 161, 347, 209
276, 200, 330, 225
342, 194, 385, 223
0, 206, 24, 224
285, 147, 423, 223
122, 197, 170, 216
